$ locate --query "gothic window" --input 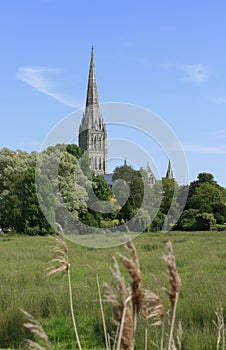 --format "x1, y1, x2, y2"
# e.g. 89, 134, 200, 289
99, 157, 102, 170
99, 136, 102, 149
95, 157, 97, 170
94, 136, 97, 149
